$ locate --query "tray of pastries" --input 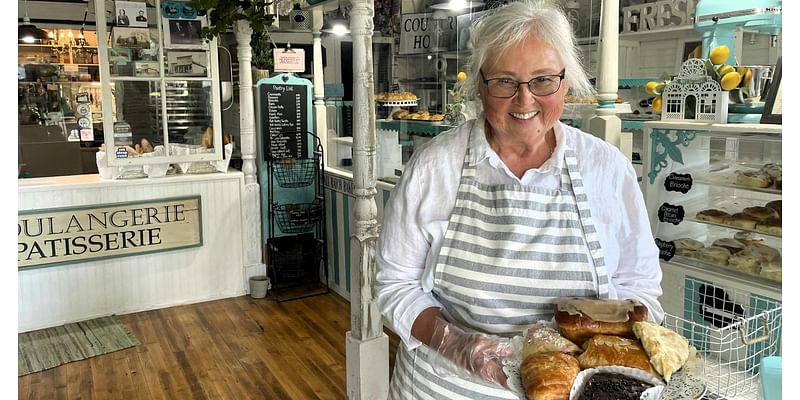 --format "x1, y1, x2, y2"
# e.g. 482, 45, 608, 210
390, 109, 445, 122
504, 299, 704, 400
692, 162, 781, 194
691, 198, 781, 237
671, 232, 781, 283
375, 92, 418, 106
